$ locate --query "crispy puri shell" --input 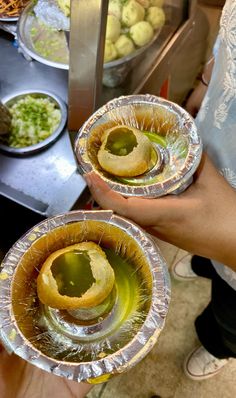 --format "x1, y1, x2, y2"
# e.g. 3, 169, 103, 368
97, 125, 152, 177
37, 242, 115, 309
